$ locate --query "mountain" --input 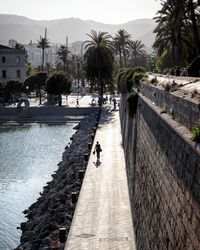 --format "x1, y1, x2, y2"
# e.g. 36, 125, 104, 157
0, 14, 156, 47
